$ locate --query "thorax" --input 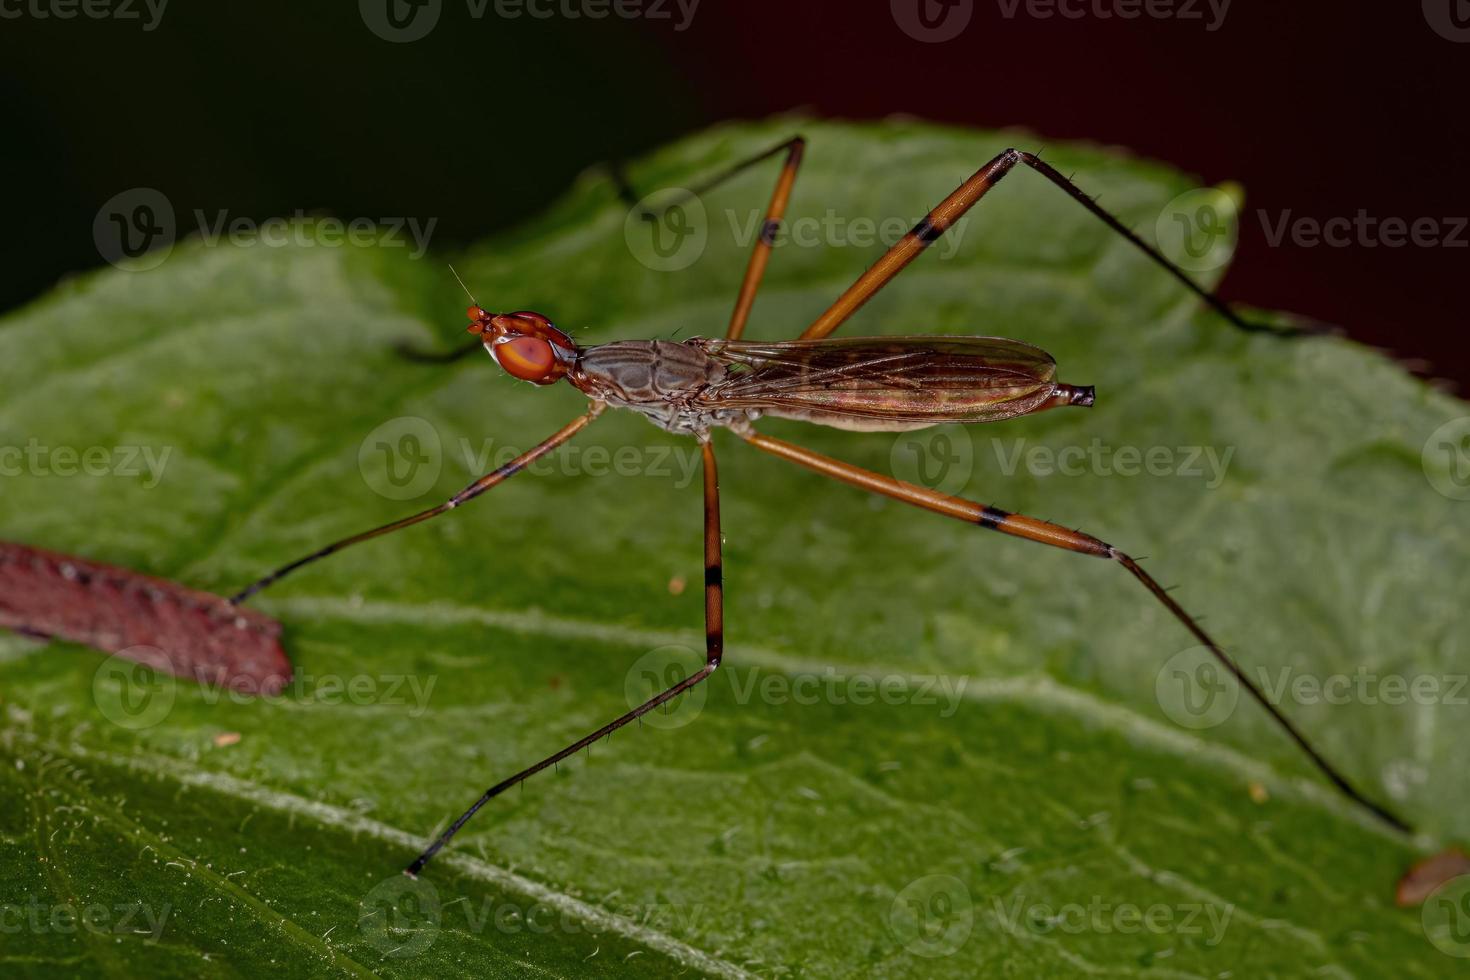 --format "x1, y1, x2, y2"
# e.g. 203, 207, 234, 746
570, 339, 742, 435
